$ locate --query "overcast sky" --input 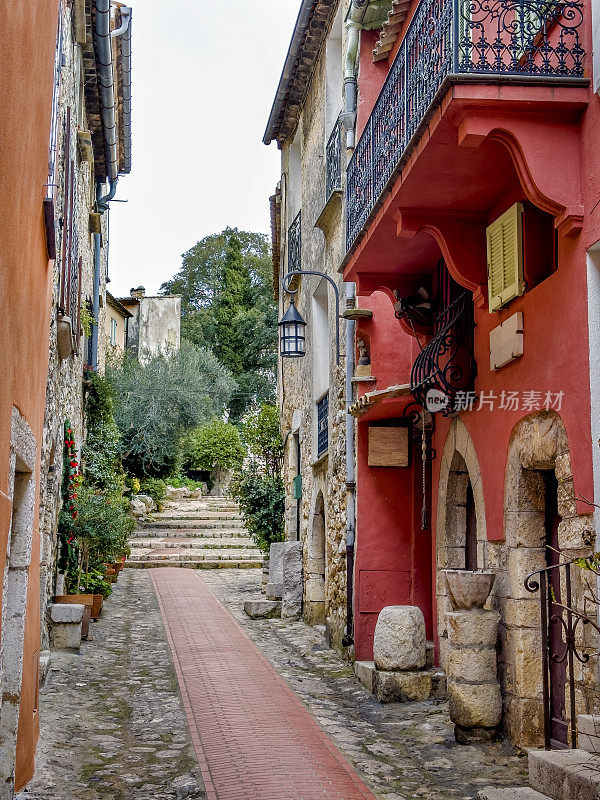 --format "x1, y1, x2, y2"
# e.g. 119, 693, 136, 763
108, 0, 300, 298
